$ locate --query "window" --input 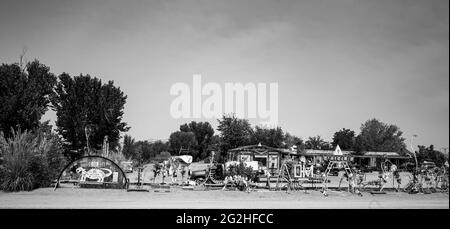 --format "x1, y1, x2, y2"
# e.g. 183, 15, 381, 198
254, 156, 267, 168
